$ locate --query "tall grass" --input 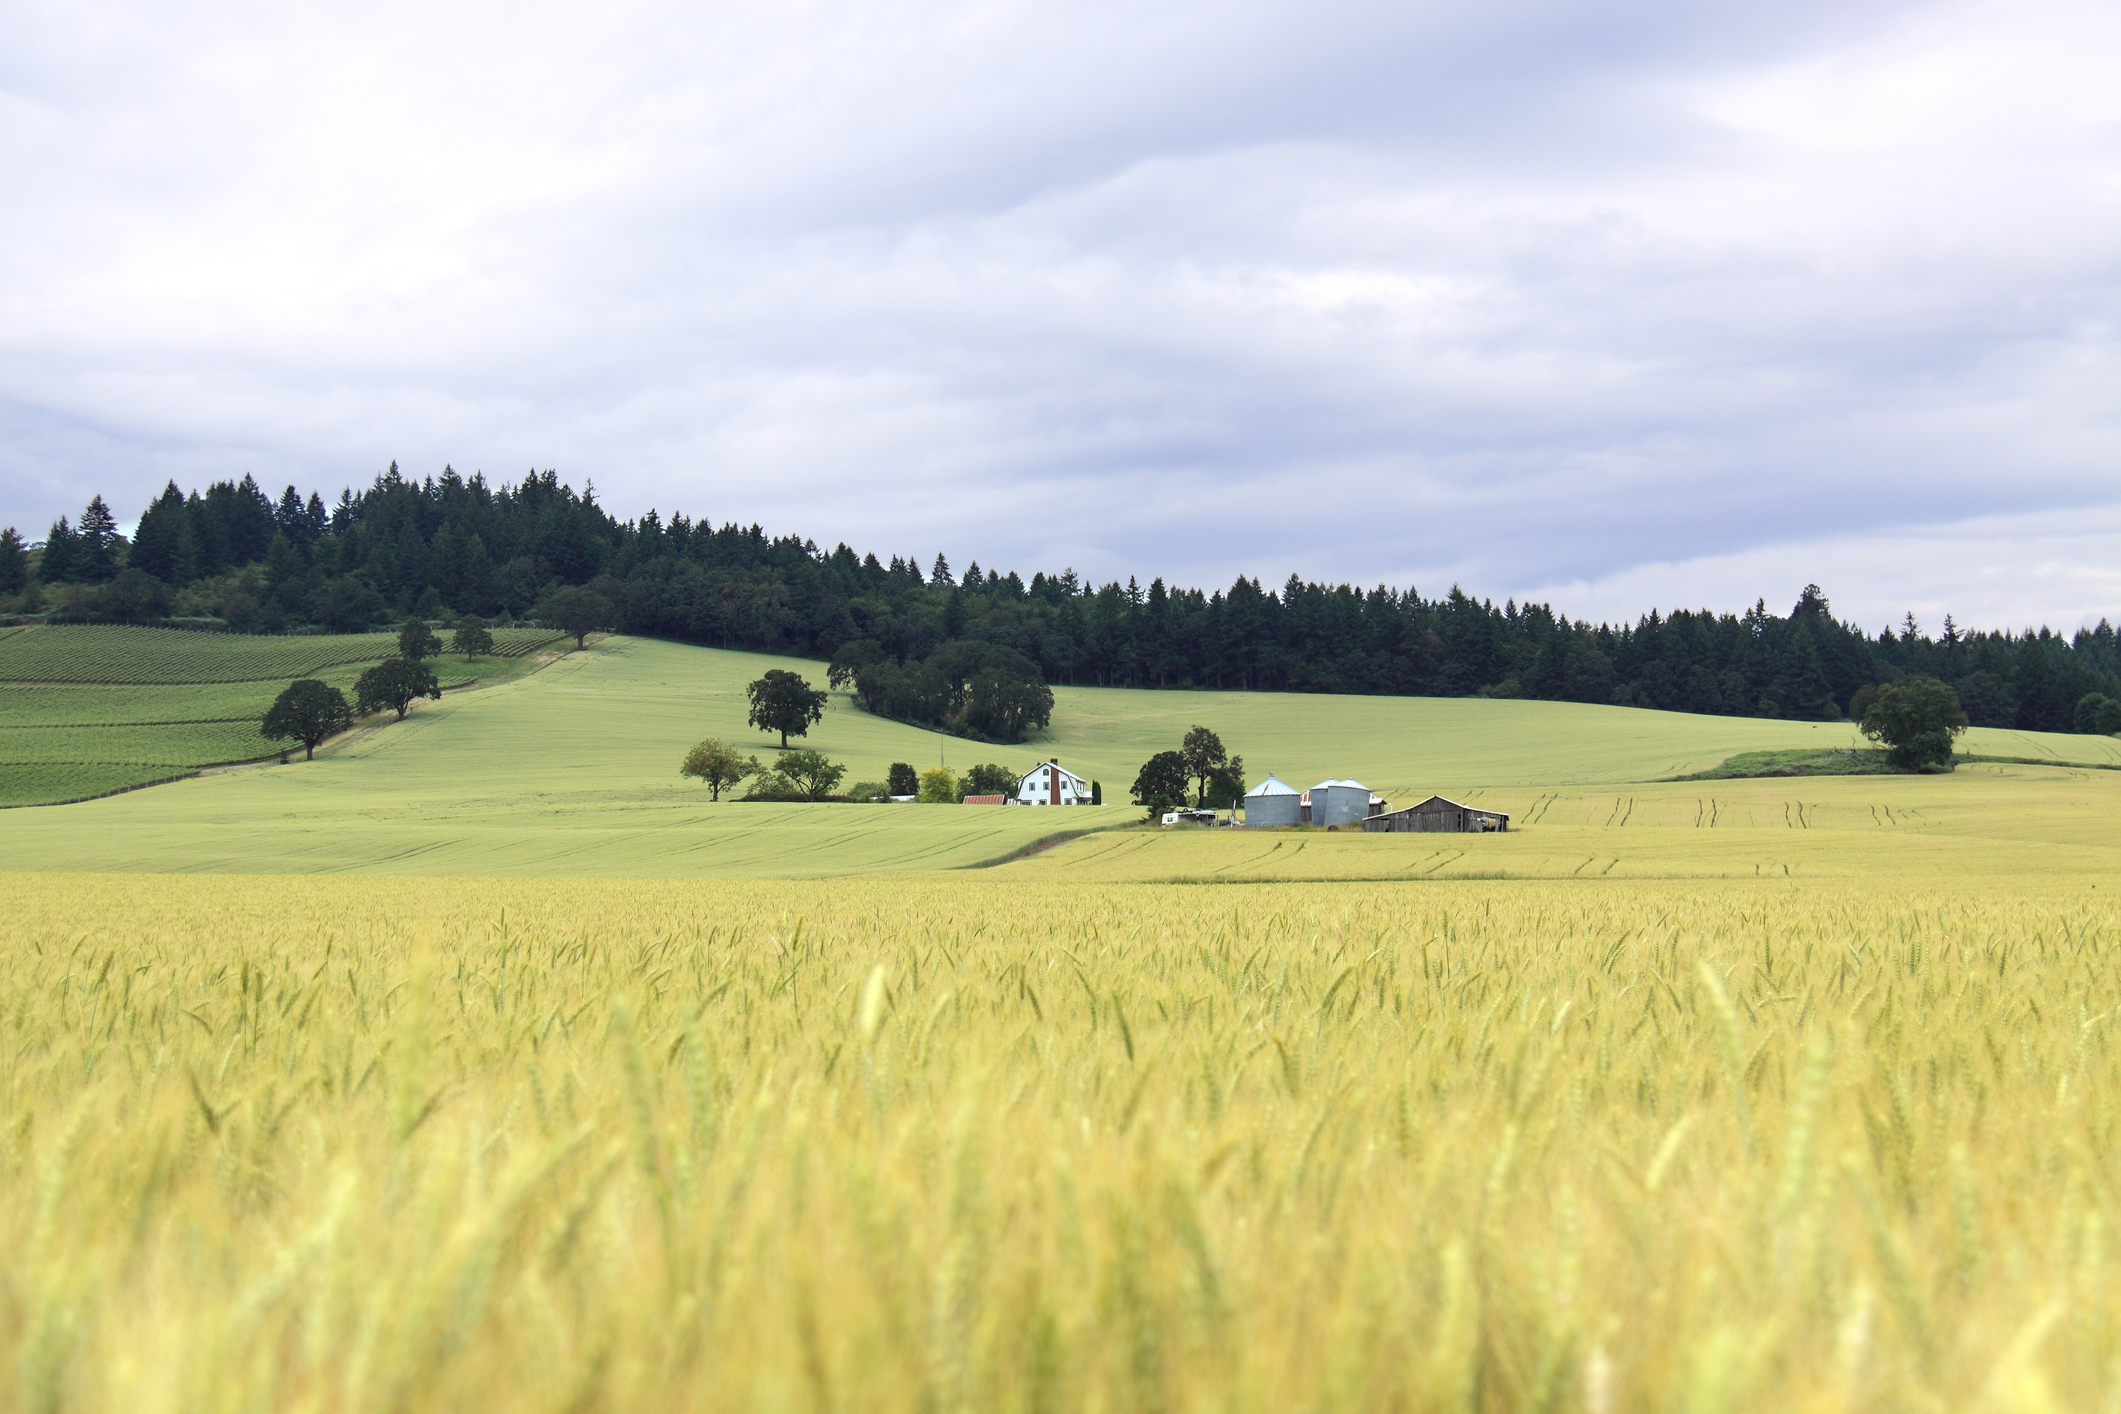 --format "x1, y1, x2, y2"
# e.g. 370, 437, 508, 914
0, 872, 2113, 1410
